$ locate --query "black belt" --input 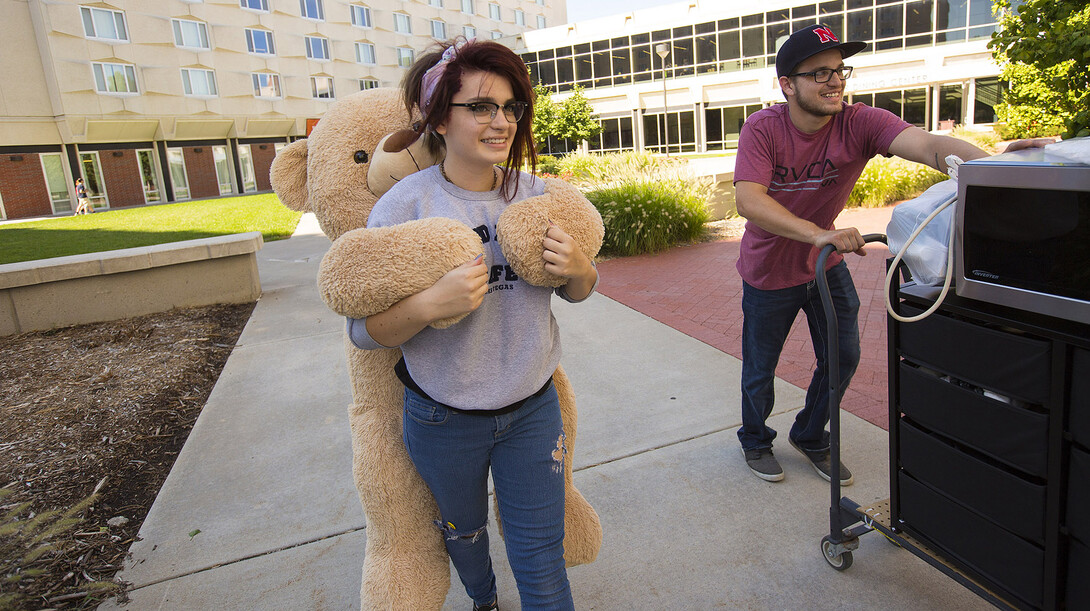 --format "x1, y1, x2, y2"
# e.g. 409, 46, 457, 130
394, 357, 553, 416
